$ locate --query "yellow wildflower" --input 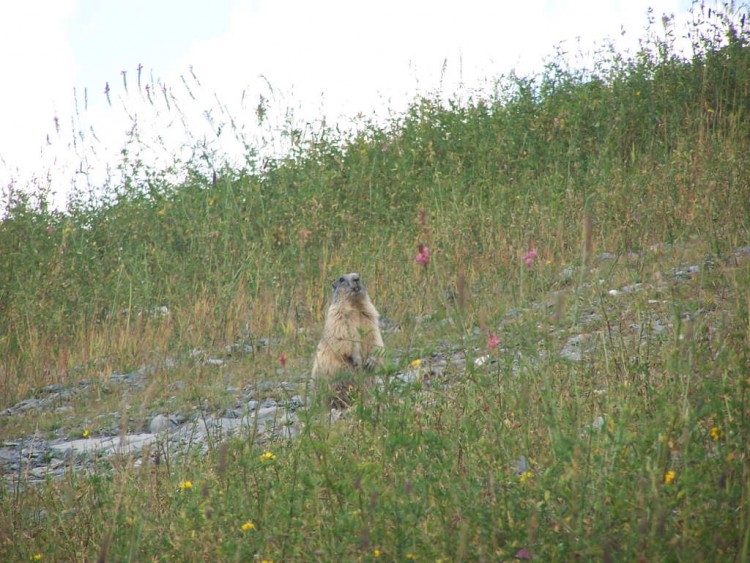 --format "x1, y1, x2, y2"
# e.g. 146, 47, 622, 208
519, 471, 533, 484
32, 555, 42, 561
410, 359, 422, 368
260, 451, 276, 462
240, 521, 255, 532
82, 429, 90, 438
406, 553, 416, 560
157, 208, 167, 216
373, 549, 381, 557
710, 426, 723, 441
179, 480, 193, 490
664, 470, 676, 485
